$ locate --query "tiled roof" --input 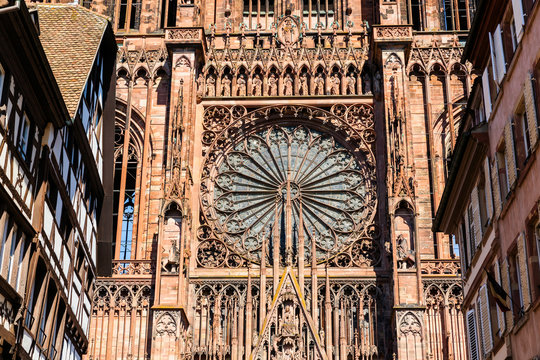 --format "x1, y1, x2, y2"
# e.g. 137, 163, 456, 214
37, 4, 109, 118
